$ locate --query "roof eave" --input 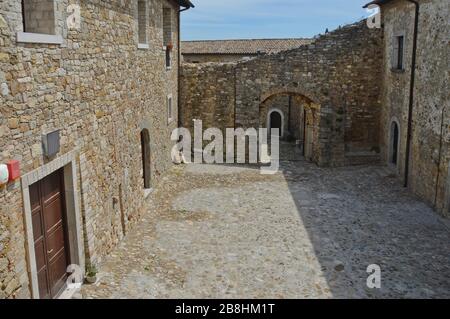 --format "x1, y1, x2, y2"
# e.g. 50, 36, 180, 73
177, 0, 195, 9
363, 0, 394, 8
